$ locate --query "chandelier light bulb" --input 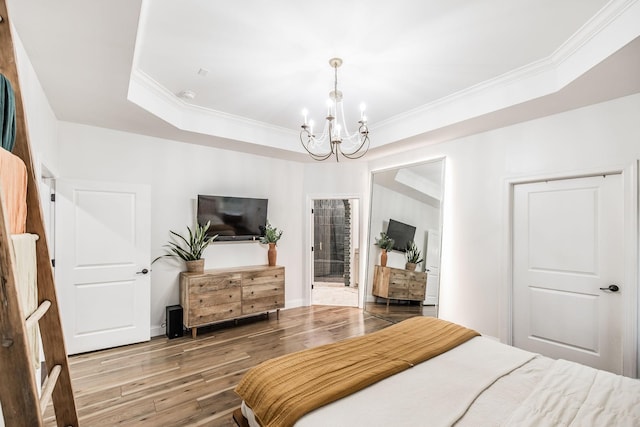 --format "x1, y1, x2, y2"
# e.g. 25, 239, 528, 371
302, 108, 308, 125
